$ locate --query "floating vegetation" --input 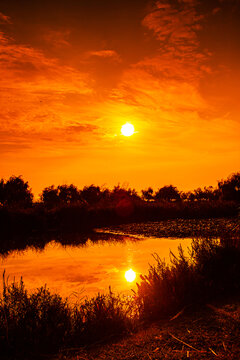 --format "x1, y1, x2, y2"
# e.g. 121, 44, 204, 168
104, 217, 240, 239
